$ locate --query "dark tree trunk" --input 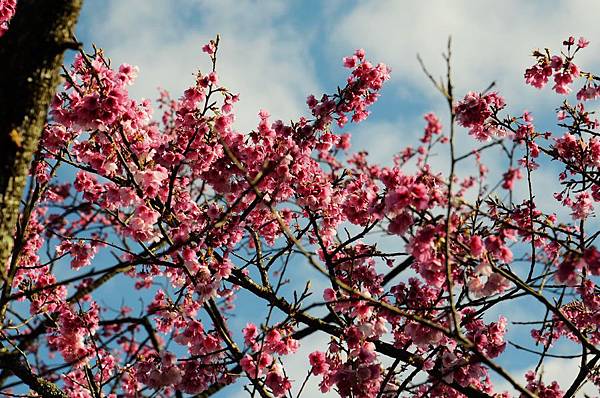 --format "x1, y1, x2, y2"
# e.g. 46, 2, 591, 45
0, 0, 82, 273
